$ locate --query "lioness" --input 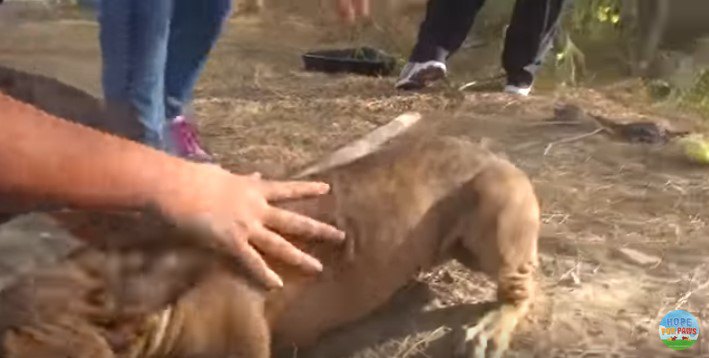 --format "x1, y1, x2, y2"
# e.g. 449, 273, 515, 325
0, 89, 539, 358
